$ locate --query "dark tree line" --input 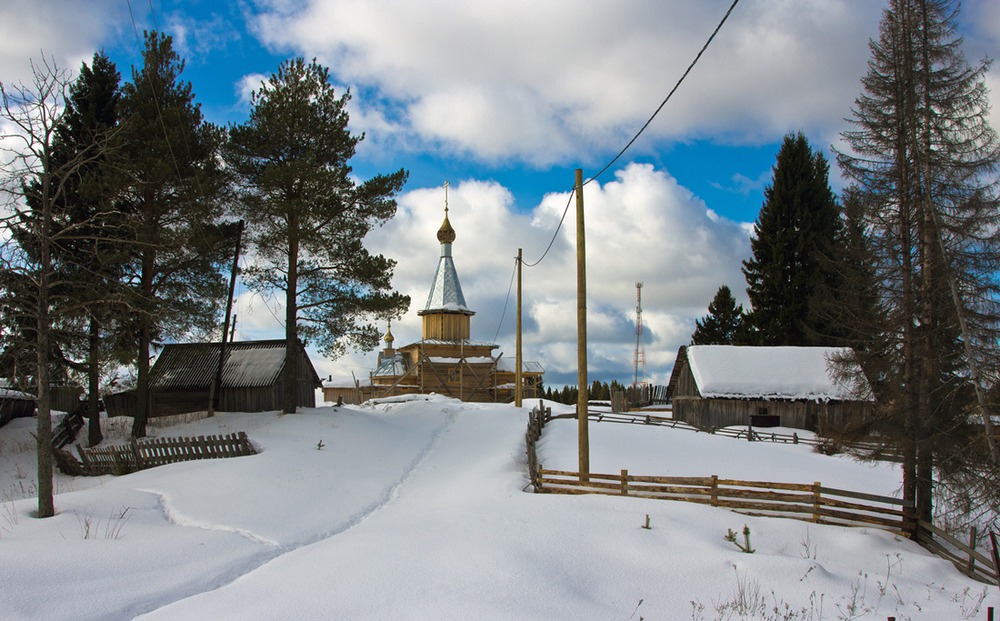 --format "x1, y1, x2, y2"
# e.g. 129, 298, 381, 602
544, 380, 627, 405
0, 35, 409, 518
